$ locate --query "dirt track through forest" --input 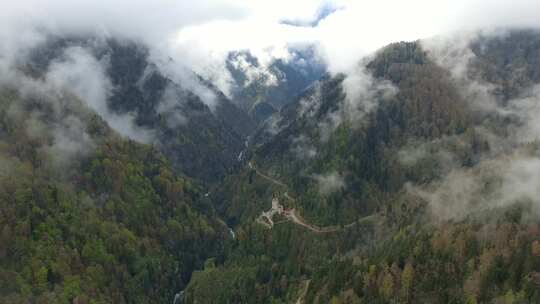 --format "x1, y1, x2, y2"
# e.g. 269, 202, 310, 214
250, 162, 373, 233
